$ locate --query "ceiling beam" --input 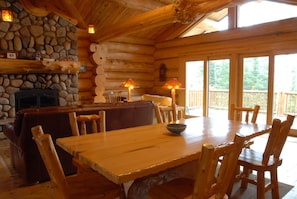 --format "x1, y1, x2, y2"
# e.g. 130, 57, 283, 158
92, 0, 246, 43
19, 0, 50, 16
19, 0, 87, 28
110, 0, 166, 11
52, 0, 87, 29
